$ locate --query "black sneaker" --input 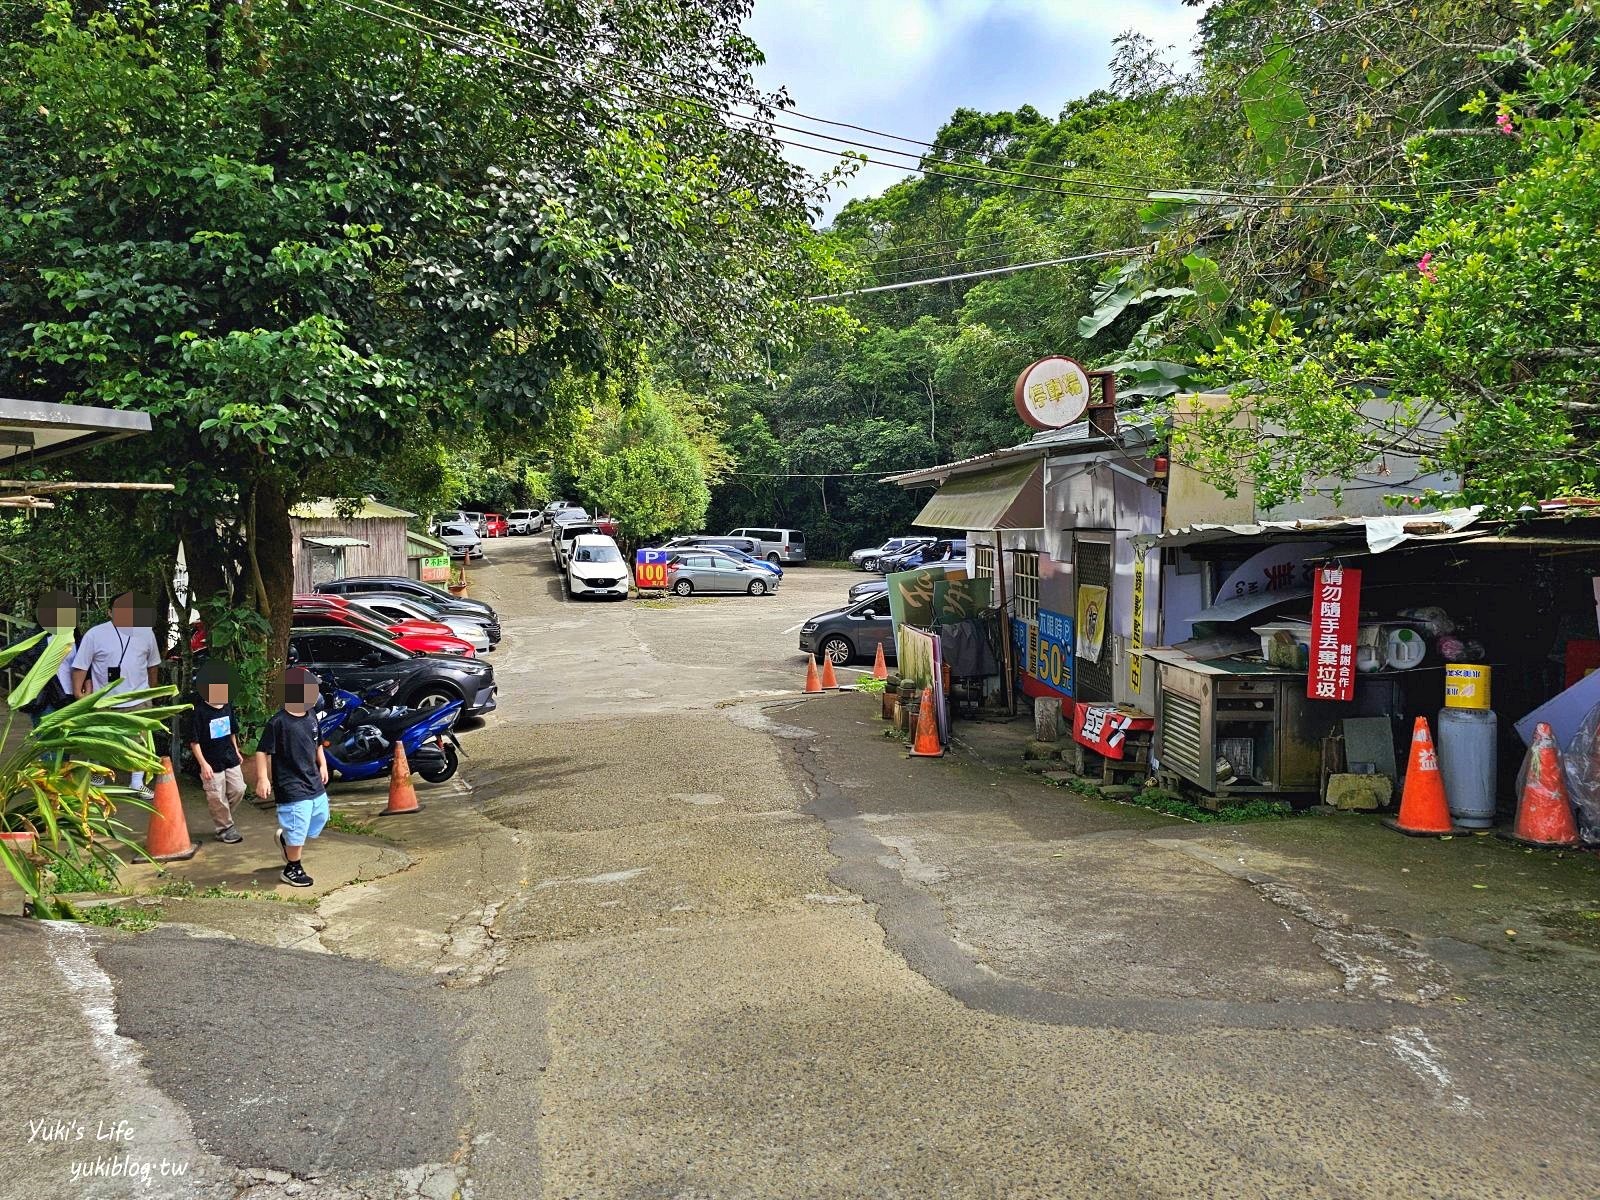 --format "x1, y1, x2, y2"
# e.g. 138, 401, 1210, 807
218, 826, 243, 844
280, 862, 313, 888
275, 827, 289, 863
